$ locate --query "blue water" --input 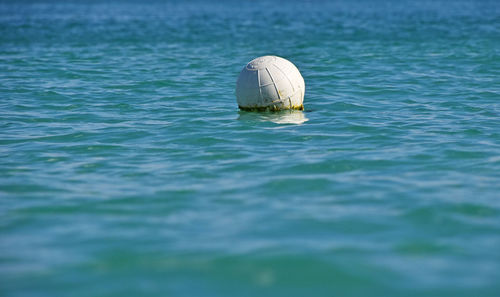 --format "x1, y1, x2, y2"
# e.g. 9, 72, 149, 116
1, 1, 500, 296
